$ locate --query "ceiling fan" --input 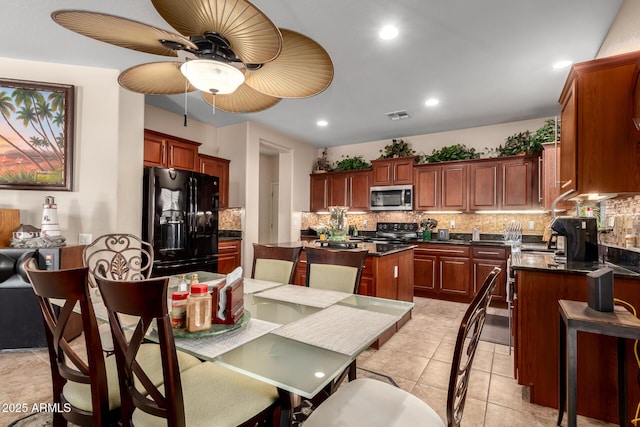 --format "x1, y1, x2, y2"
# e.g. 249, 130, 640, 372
52, 0, 334, 113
